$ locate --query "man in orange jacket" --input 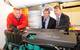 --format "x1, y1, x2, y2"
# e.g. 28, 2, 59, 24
7, 8, 28, 31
